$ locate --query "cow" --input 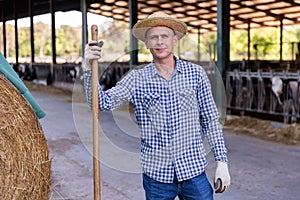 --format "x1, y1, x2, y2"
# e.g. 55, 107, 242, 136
271, 75, 298, 123
271, 76, 283, 105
